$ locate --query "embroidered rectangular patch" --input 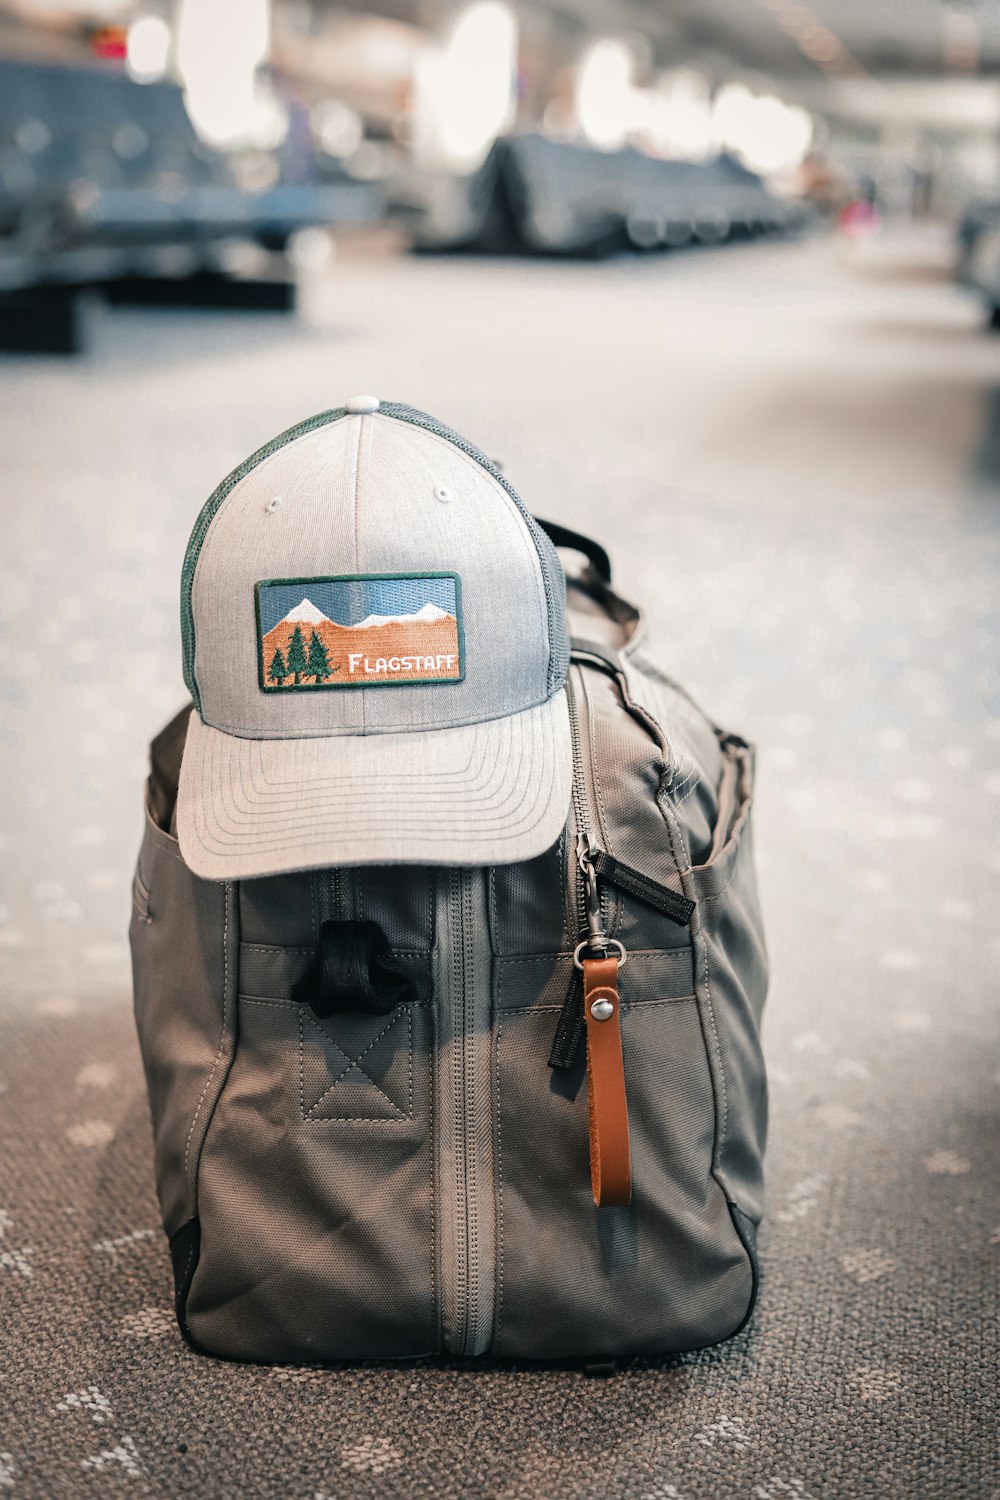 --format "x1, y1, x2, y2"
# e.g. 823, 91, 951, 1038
255, 573, 464, 691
